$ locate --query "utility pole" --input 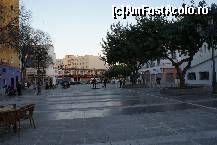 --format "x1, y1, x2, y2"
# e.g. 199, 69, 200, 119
208, 17, 216, 94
